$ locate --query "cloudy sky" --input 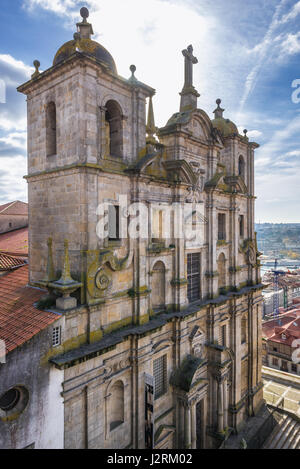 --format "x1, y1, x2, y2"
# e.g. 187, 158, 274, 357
1, 0, 300, 222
